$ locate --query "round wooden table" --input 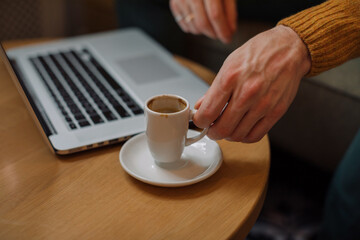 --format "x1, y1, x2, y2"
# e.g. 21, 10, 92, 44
0, 39, 270, 240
